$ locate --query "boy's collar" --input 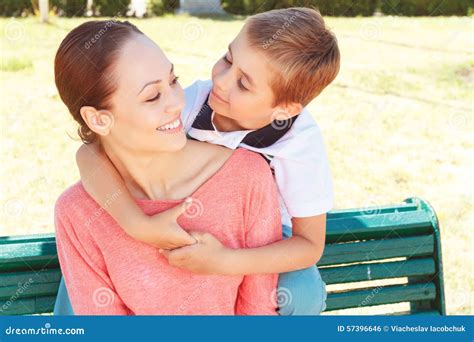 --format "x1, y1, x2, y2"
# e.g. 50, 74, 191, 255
191, 96, 298, 148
